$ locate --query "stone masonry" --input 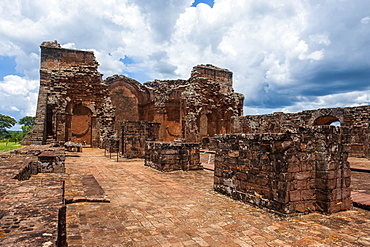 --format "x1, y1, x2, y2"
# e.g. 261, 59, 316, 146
145, 141, 202, 172
22, 41, 115, 147
24, 42, 244, 150
213, 126, 352, 215
106, 64, 244, 143
121, 121, 160, 158
17, 40, 370, 216
235, 105, 370, 158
